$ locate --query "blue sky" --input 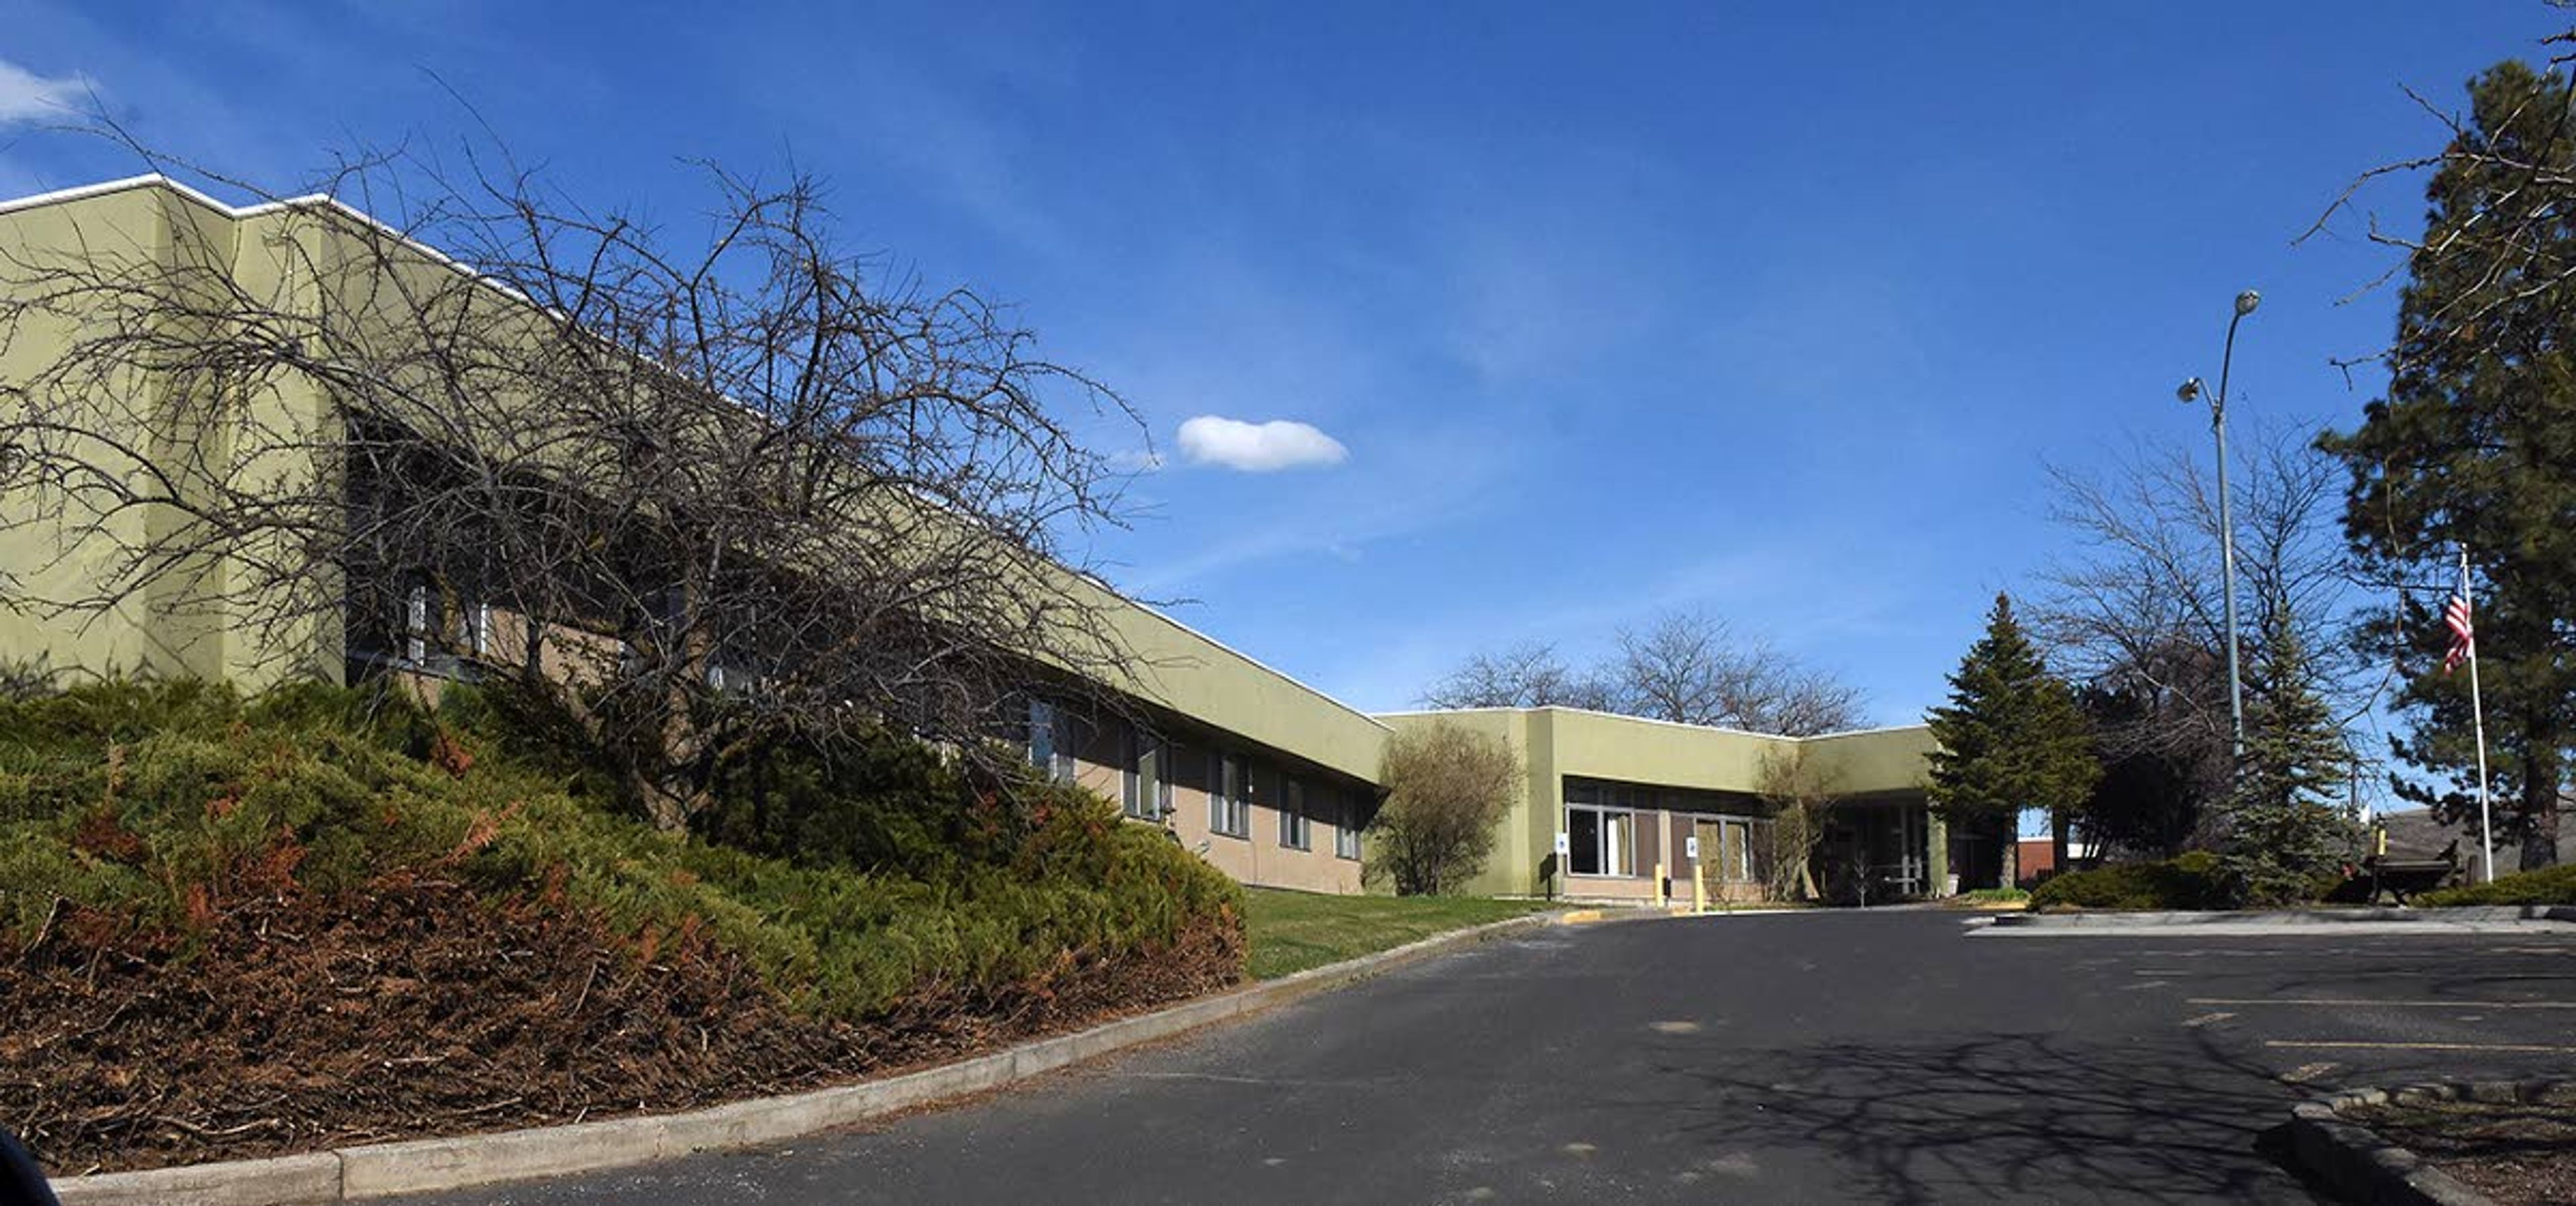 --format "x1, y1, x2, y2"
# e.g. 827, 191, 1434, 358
0, 2, 2557, 722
